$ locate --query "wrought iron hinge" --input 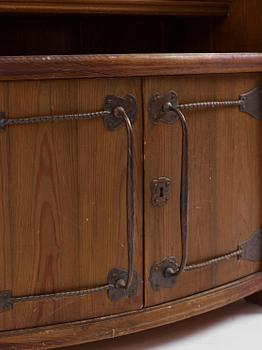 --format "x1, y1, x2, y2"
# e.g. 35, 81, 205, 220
0, 270, 141, 313
149, 230, 262, 291
0, 94, 137, 132
149, 86, 262, 124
